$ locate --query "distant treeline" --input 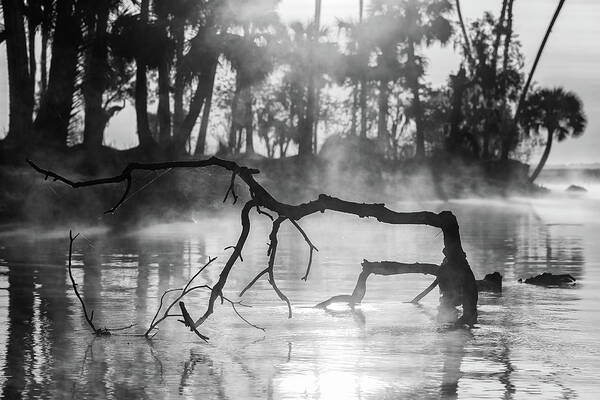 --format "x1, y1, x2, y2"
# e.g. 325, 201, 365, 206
0, 0, 586, 178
